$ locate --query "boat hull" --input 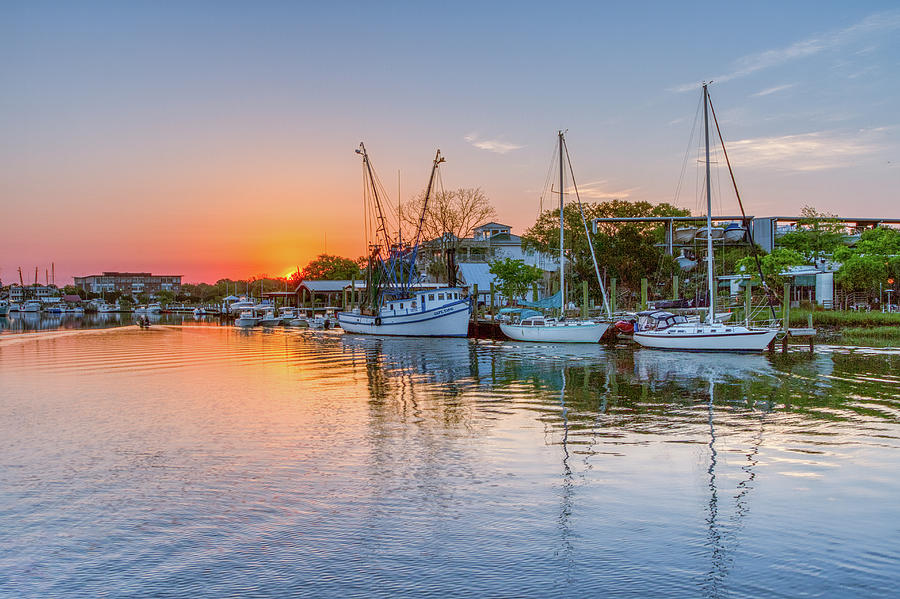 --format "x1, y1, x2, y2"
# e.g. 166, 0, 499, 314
500, 321, 609, 343
633, 327, 777, 351
337, 301, 471, 337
